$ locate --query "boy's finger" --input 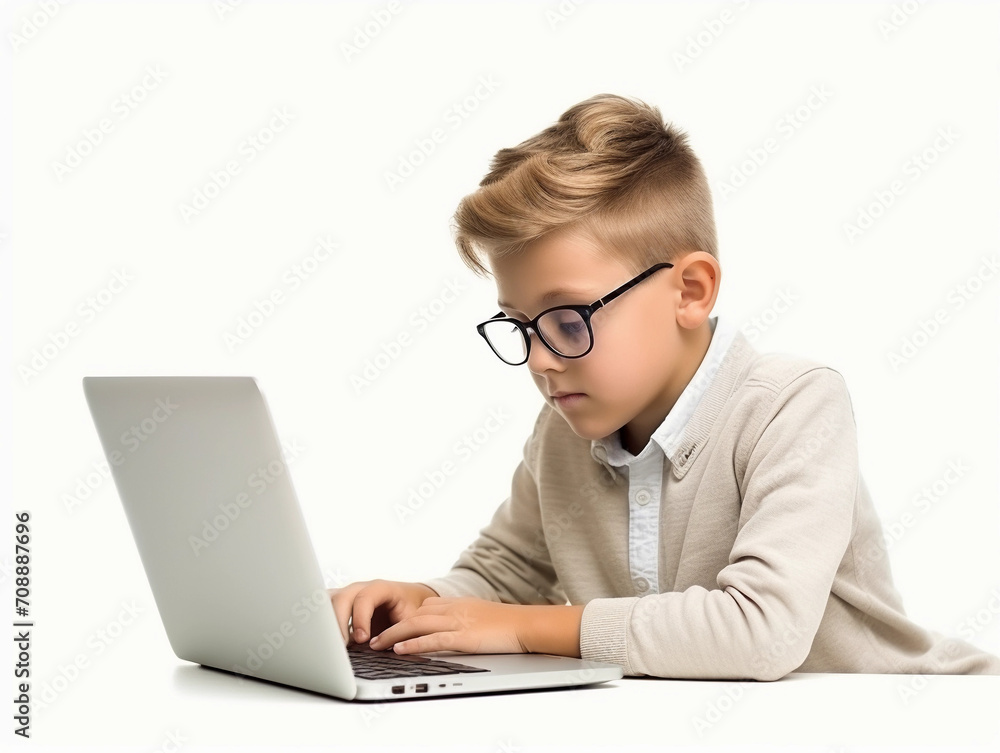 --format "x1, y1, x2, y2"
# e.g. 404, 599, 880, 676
327, 588, 351, 643
371, 614, 455, 650
351, 581, 395, 644
328, 583, 365, 644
